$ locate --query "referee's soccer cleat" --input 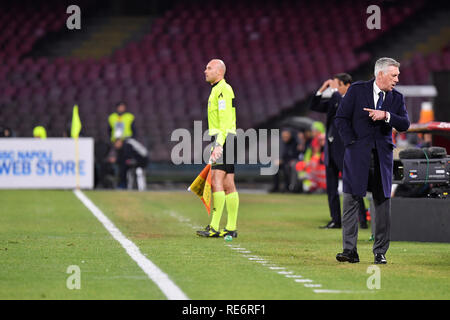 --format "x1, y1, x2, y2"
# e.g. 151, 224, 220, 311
196, 225, 220, 237
219, 228, 238, 238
